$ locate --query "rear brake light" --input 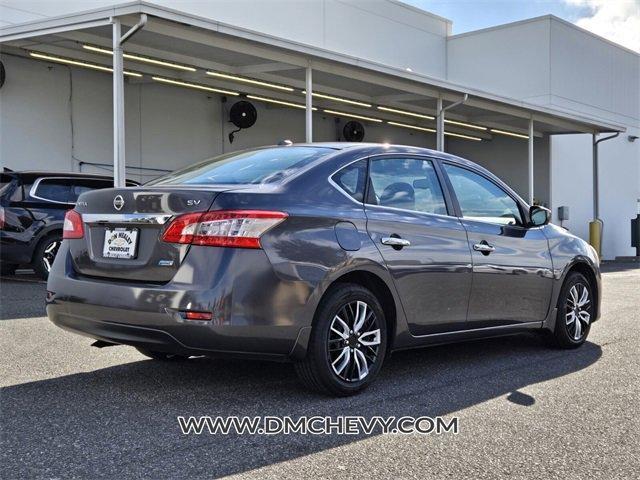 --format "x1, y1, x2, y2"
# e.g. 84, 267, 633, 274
184, 311, 212, 321
0, 207, 4, 230
161, 210, 287, 249
63, 210, 84, 239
